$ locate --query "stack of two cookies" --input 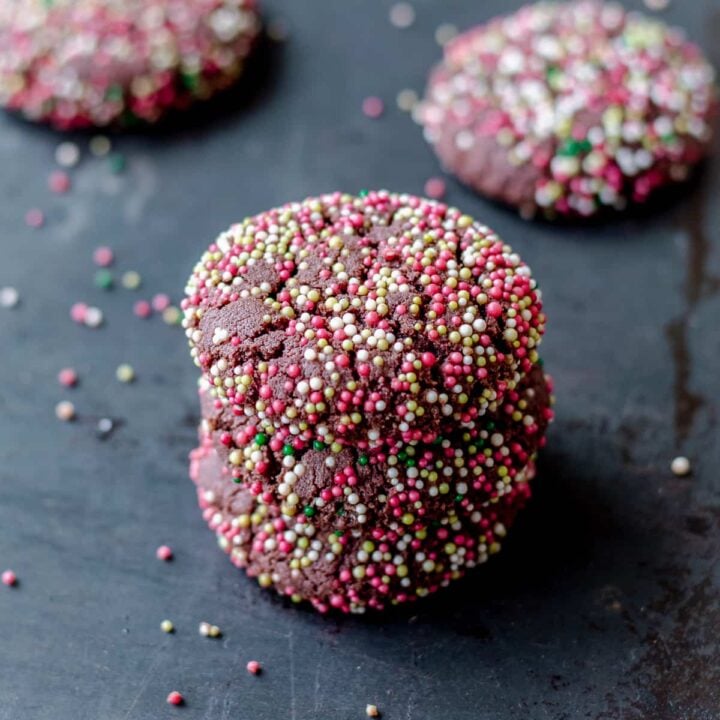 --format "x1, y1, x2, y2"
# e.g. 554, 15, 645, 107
183, 190, 553, 614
